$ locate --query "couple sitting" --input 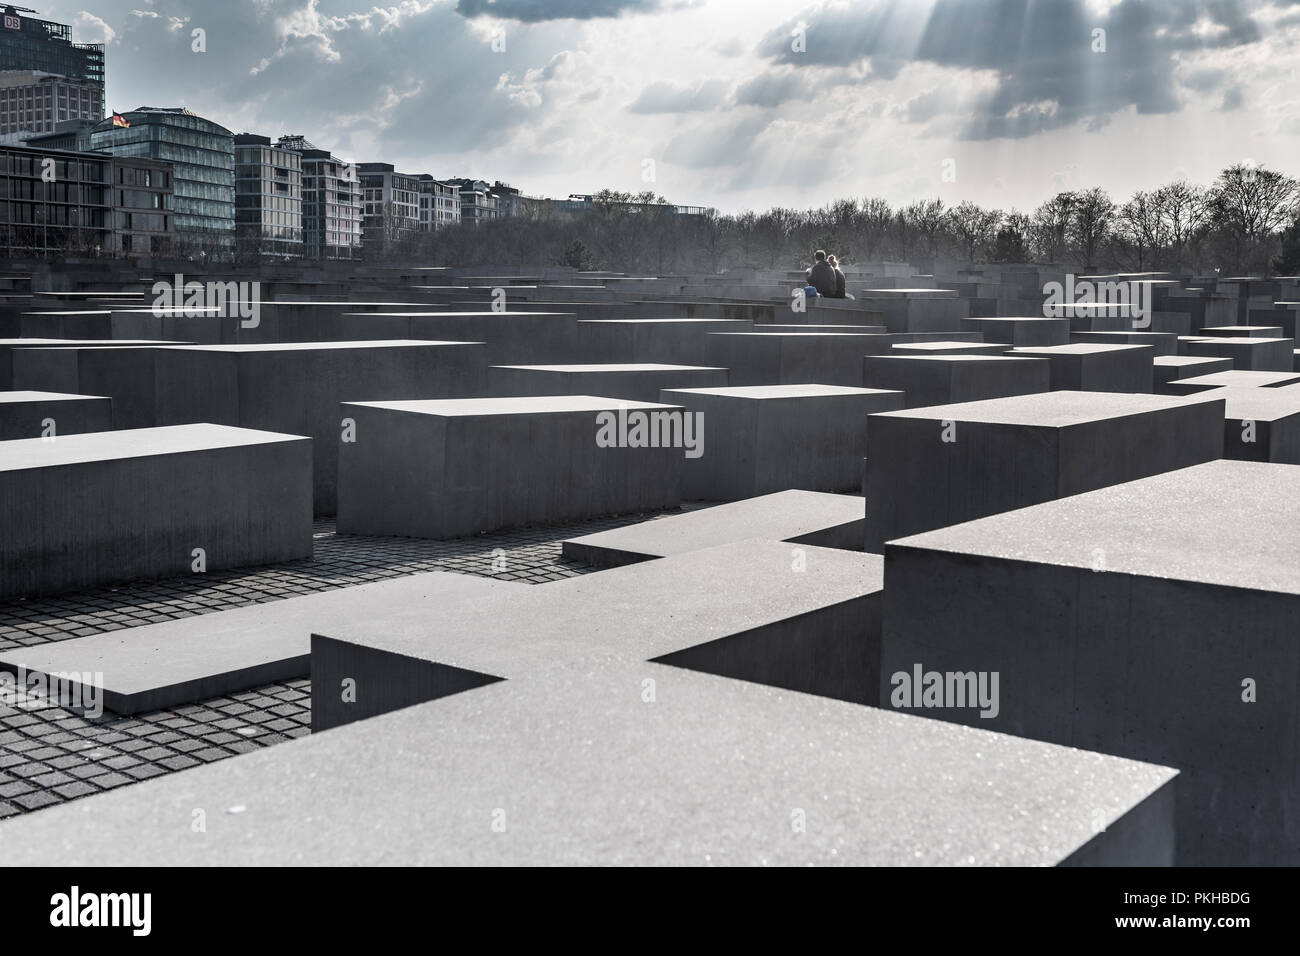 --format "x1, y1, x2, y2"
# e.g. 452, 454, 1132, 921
805, 250, 851, 299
